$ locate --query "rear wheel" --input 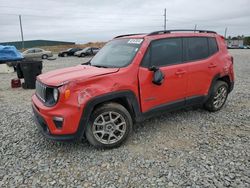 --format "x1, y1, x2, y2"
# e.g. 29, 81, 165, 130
85, 103, 132, 148
204, 81, 229, 112
42, 54, 48, 59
